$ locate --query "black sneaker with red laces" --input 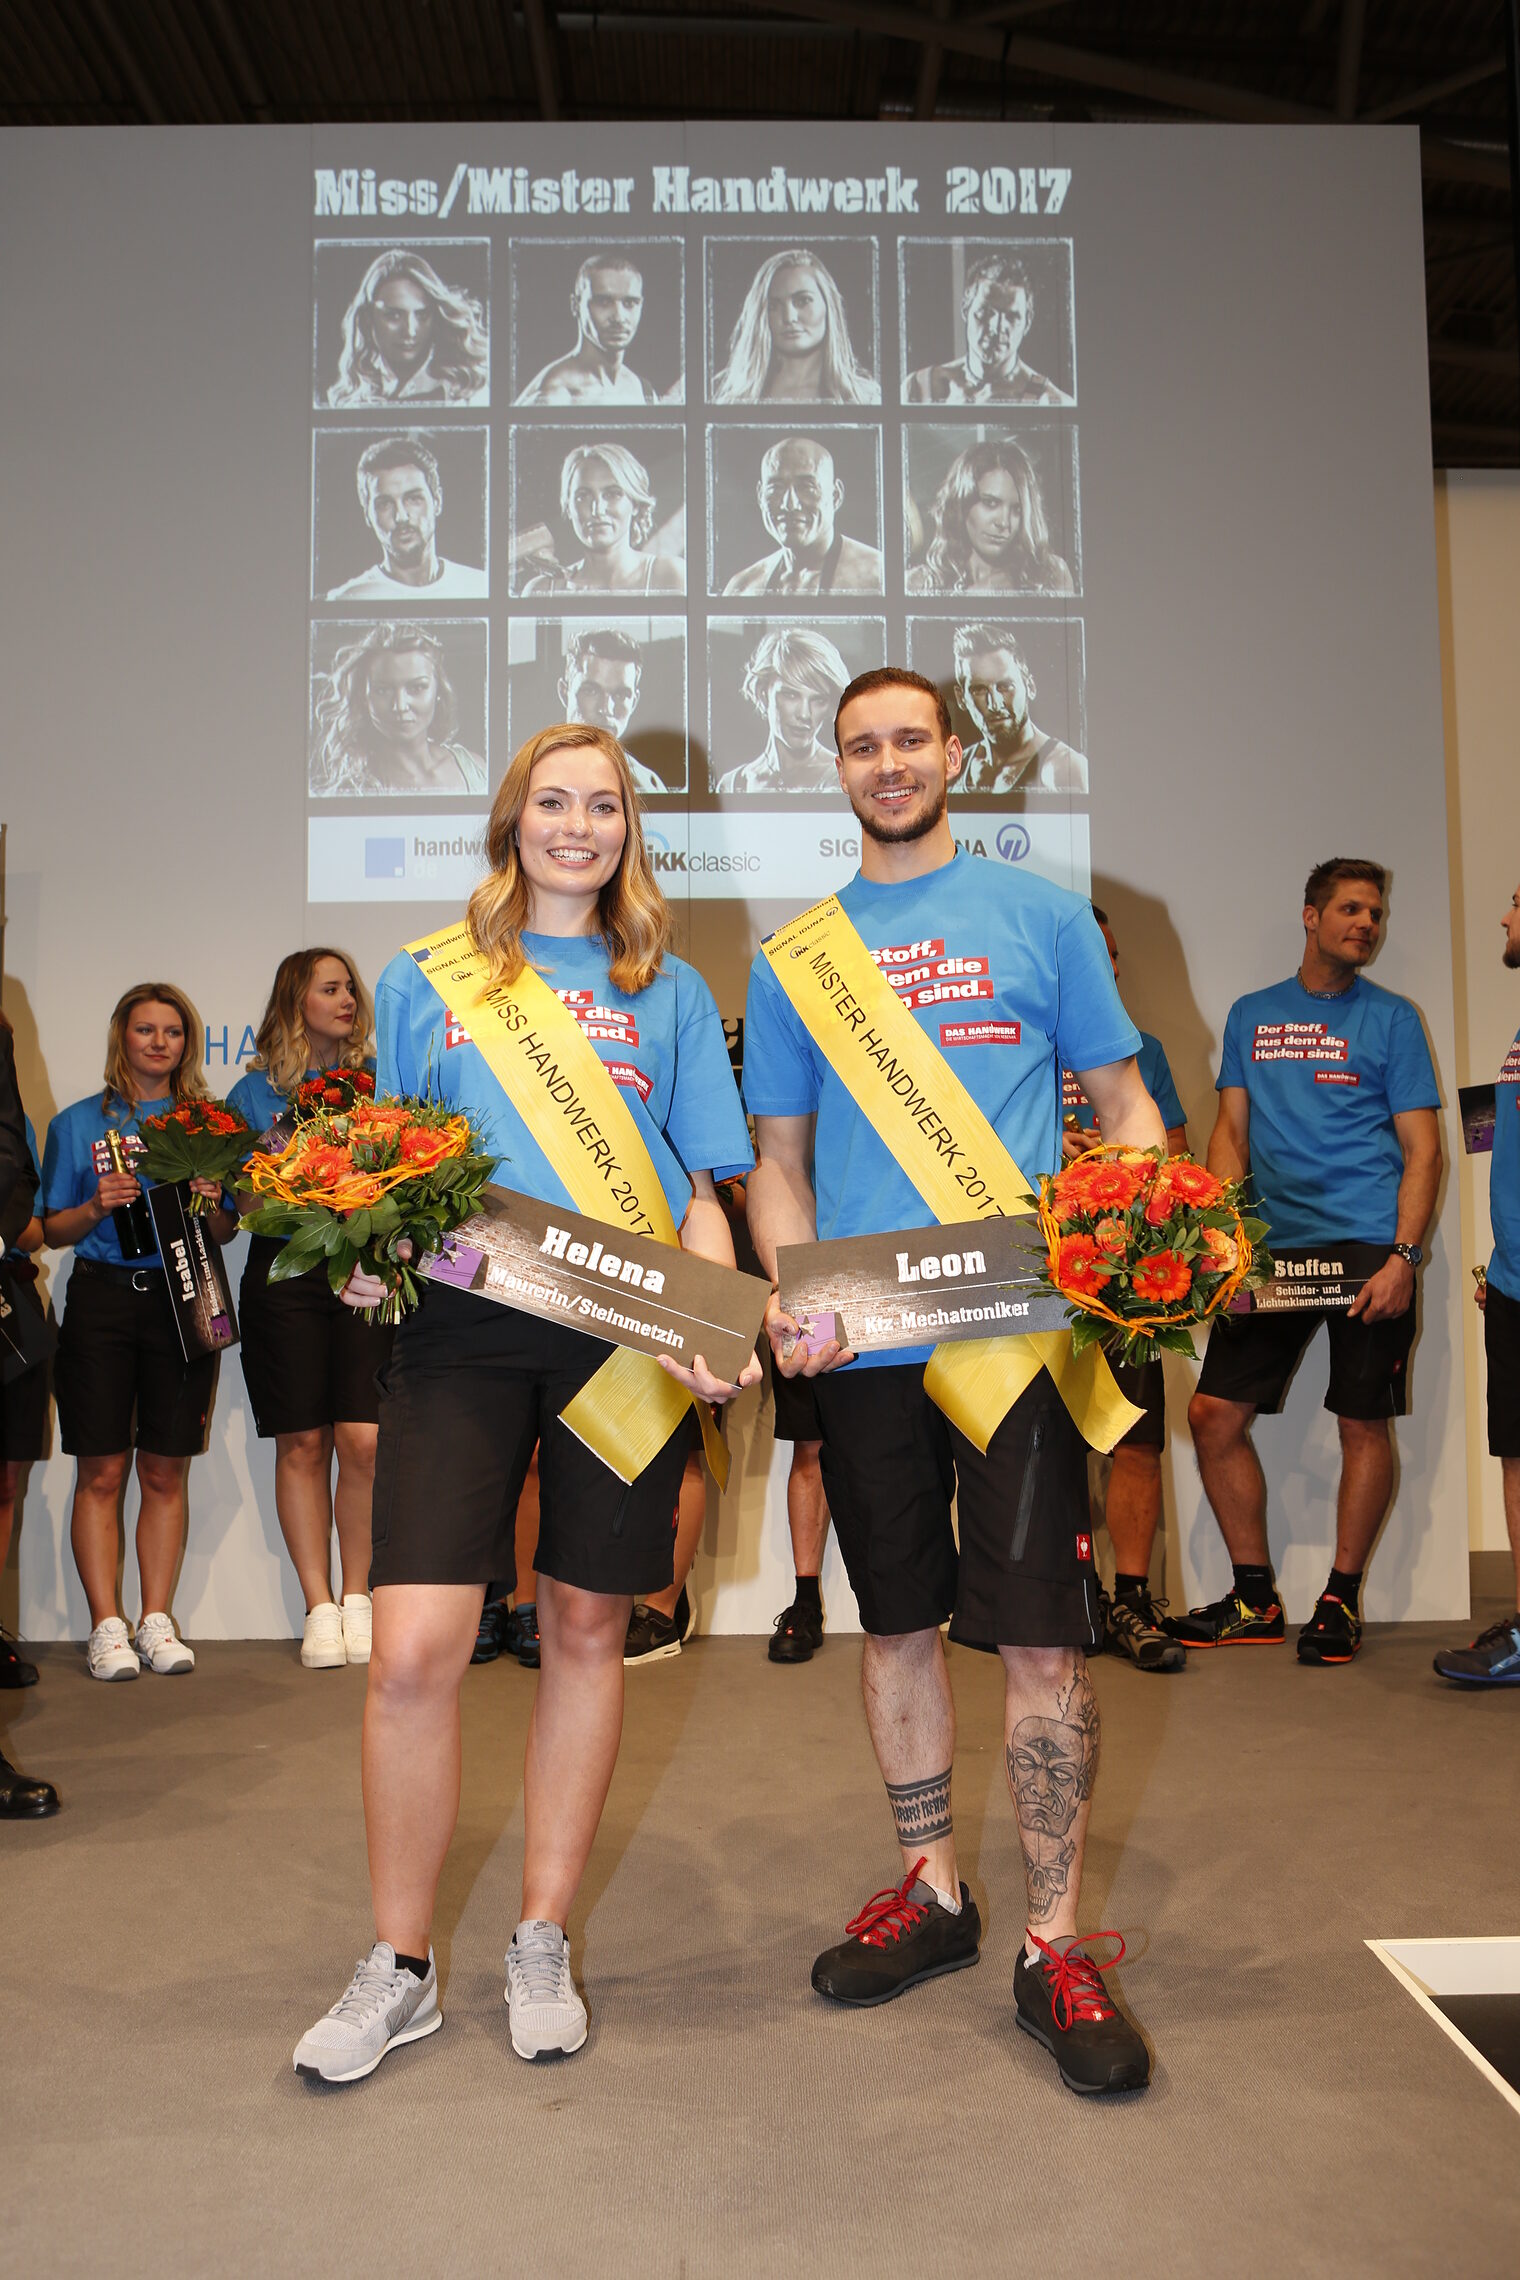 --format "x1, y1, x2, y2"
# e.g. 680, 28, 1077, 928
768, 1595, 825, 1663
811, 1859, 982, 2006
1296, 1591, 1362, 1665
1014, 1930, 1151, 2096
